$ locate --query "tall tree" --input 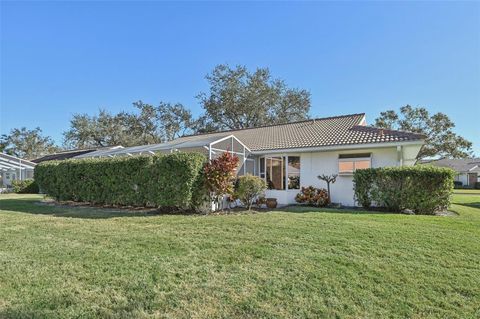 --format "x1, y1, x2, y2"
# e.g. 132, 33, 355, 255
1, 127, 59, 159
374, 105, 473, 159
127, 101, 163, 144
196, 64, 311, 132
63, 101, 194, 148
157, 102, 194, 141
63, 110, 132, 148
